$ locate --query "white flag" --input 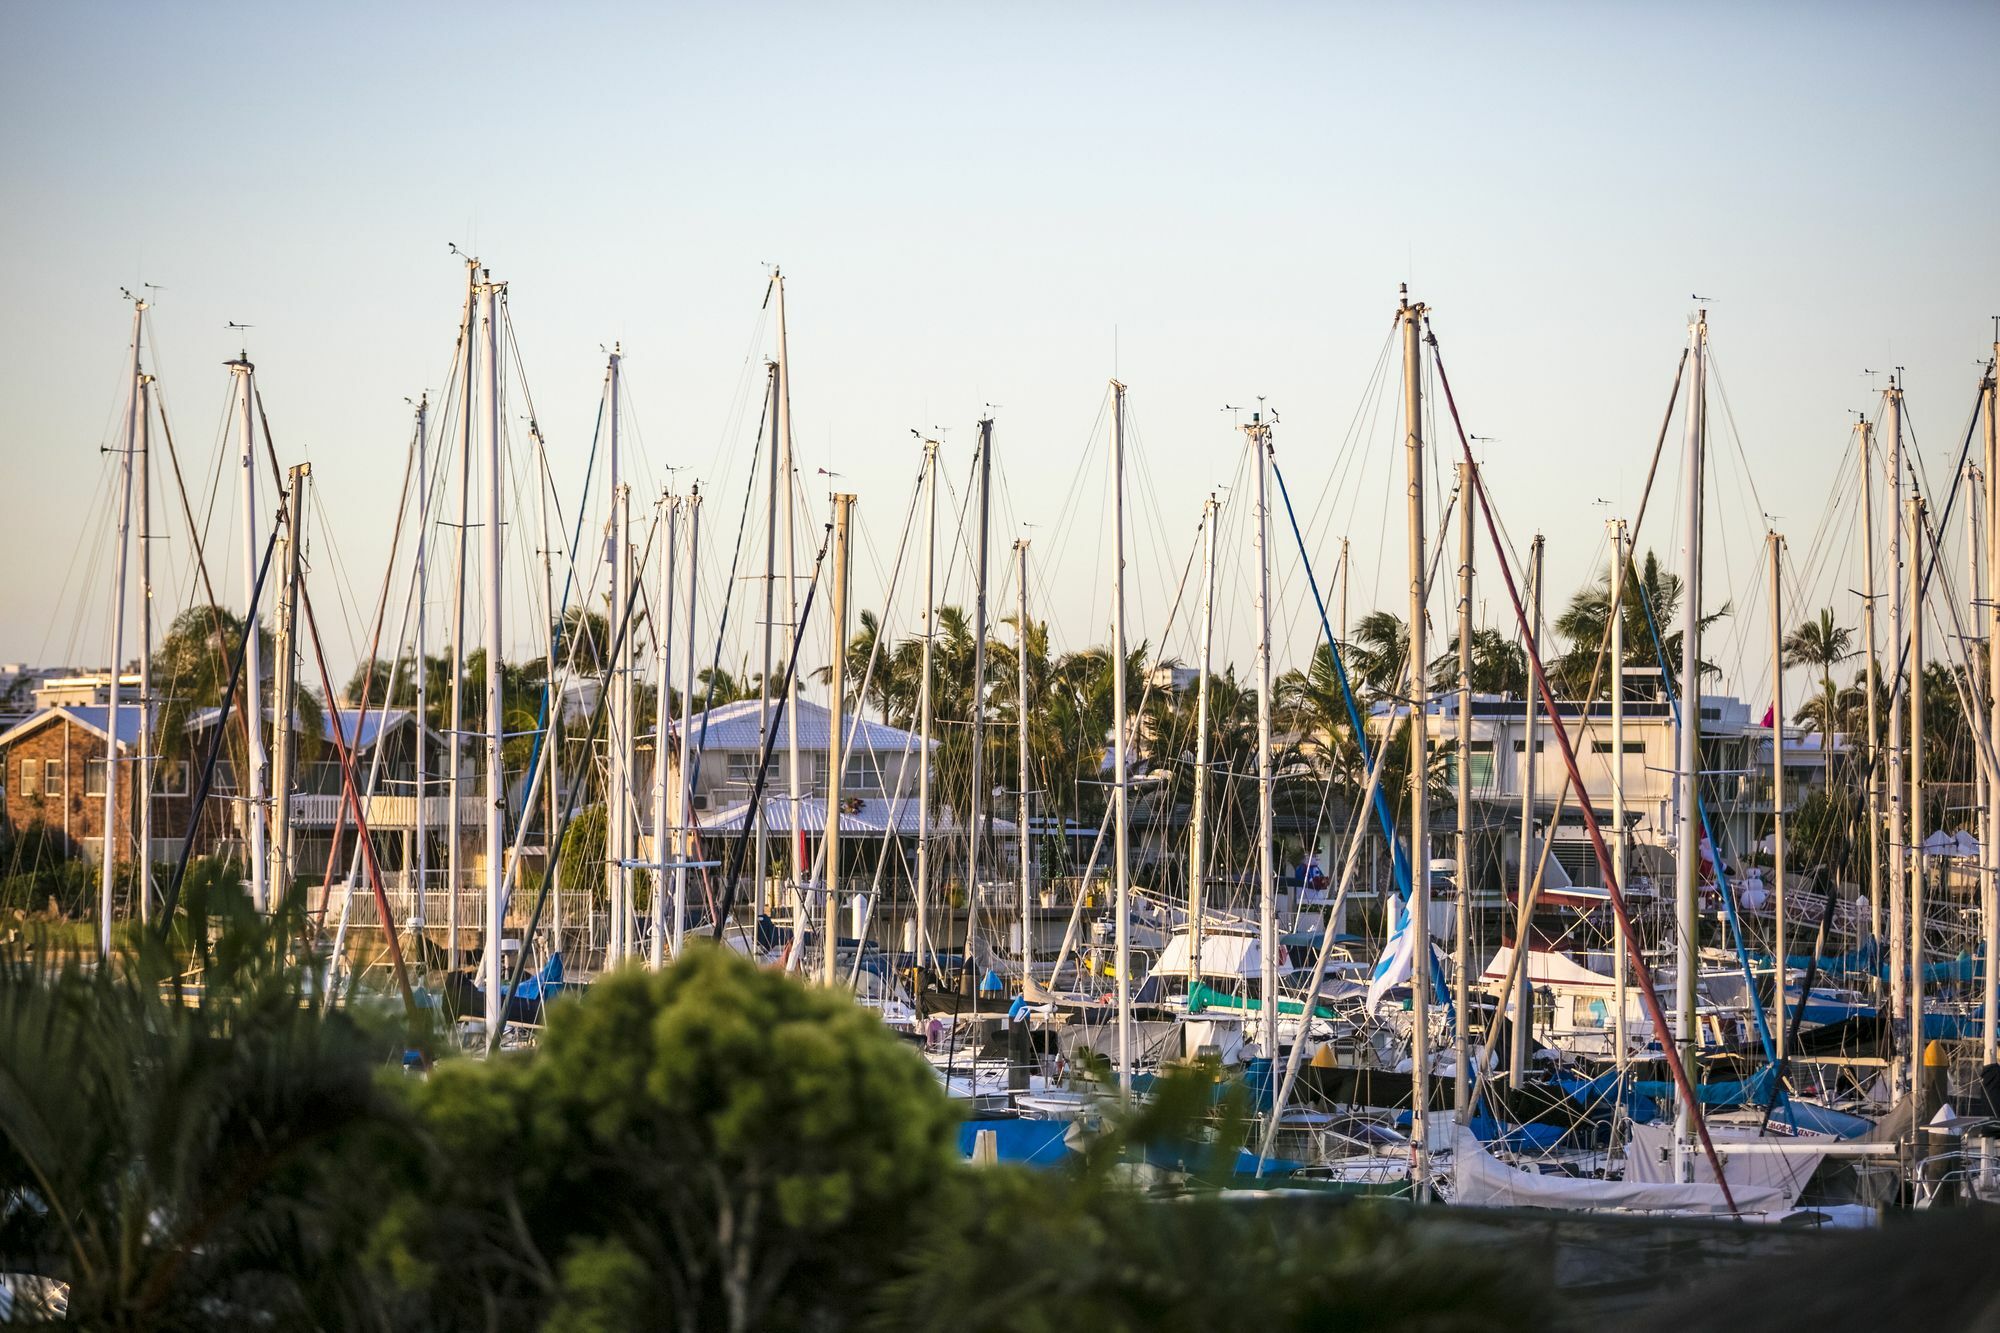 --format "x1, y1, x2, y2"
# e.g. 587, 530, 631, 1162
1366, 891, 1417, 1012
